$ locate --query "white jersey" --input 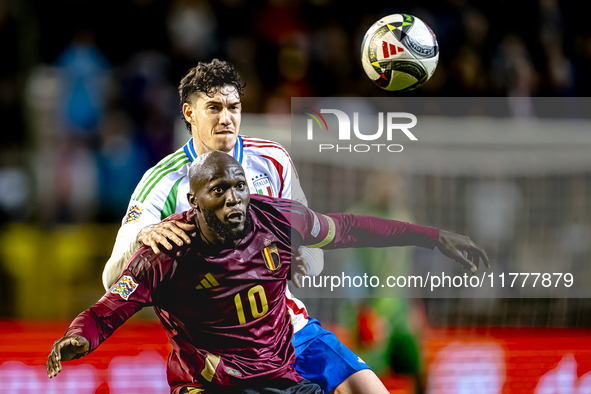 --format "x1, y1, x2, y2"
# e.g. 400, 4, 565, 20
104, 135, 317, 332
